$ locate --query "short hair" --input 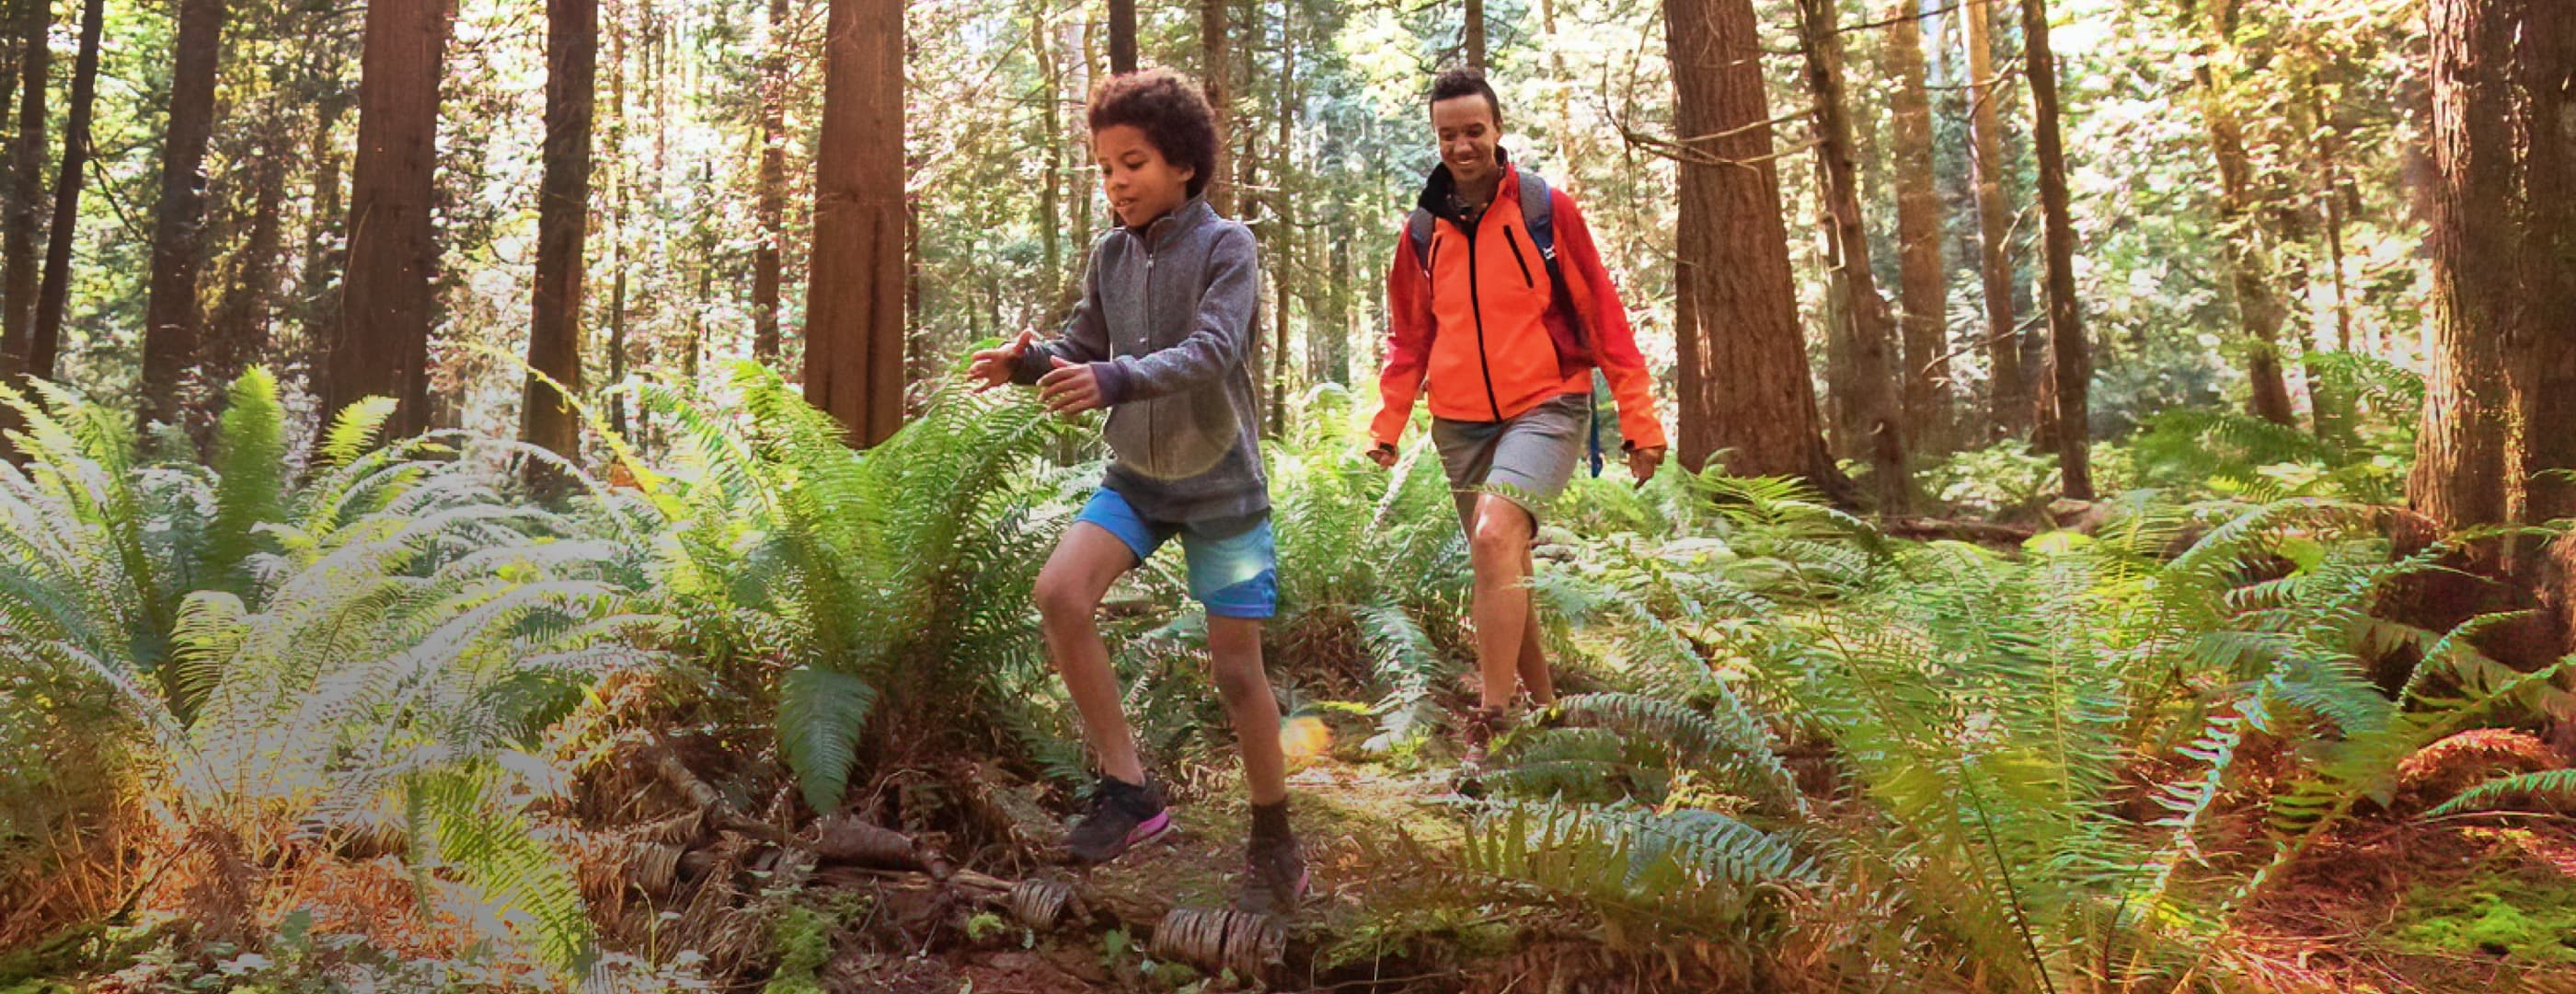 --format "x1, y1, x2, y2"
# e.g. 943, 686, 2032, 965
1087, 68, 1221, 199
1428, 68, 1501, 126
